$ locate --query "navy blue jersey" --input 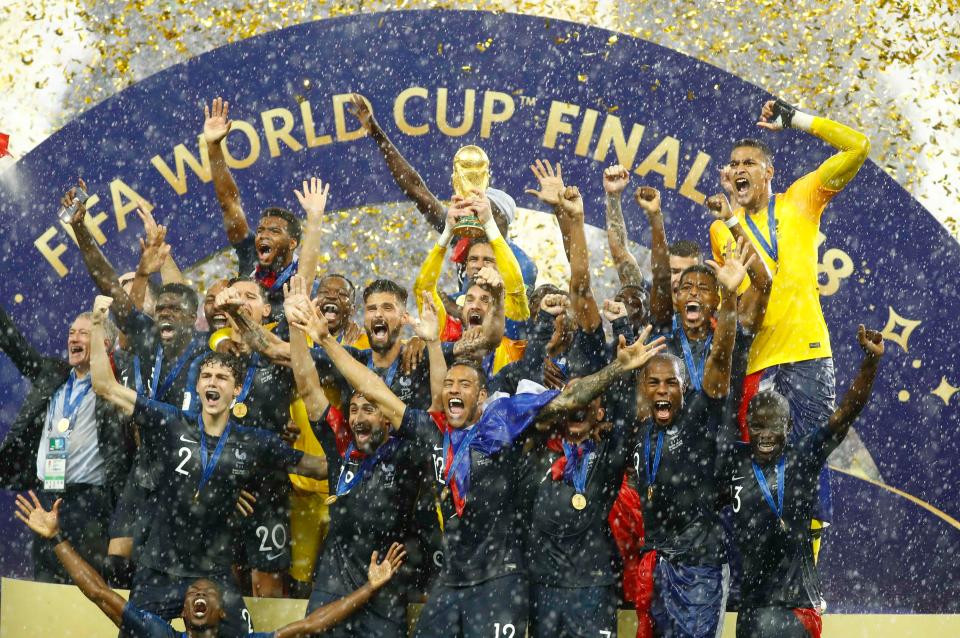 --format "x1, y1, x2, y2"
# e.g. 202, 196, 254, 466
121, 603, 273, 638
632, 391, 726, 564
123, 310, 207, 406
310, 405, 425, 621
311, 343, 431, 410
398, 392, 556, 587
721, 426, 842, 608
233, 233, 295, 322
133, 397, 302, 576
